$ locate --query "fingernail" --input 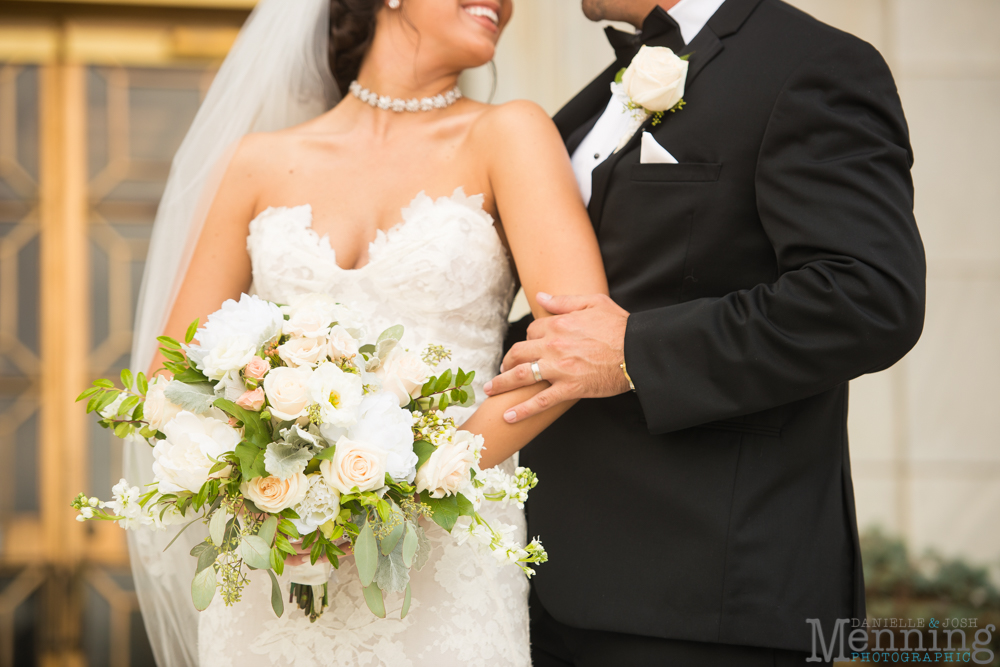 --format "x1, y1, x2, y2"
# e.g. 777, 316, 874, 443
484, 381, 493, 394
537, 292, 552, 301
504, 410, 517, 423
